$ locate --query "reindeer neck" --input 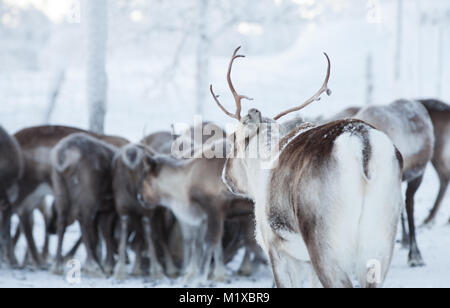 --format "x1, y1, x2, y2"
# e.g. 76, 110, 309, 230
155, 158, 195, 202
